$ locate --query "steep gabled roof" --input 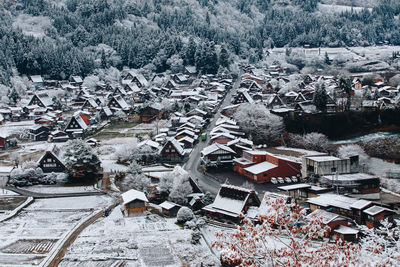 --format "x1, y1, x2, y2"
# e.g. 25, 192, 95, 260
203, 184, 258, 218
122, 189, 148, 205
201, 143, 236, 156
162, 138, 185, 156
